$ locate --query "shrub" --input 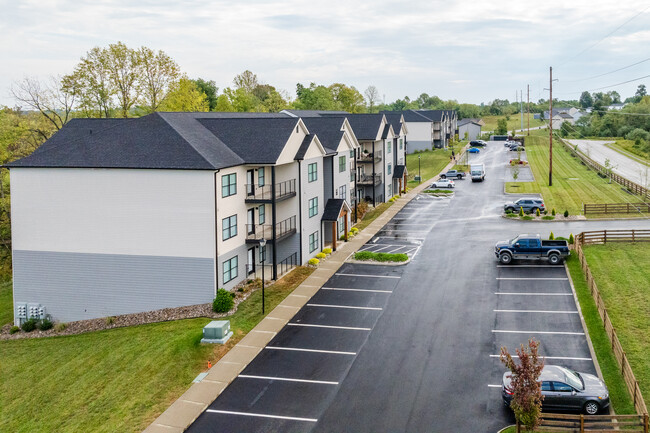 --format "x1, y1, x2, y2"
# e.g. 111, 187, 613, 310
354, 251, 408, 262
551, 208, 556, 216
21, 318, 38, 332
535, 208, 540, 216
308, 258, 319, 266
39, 318, 53, 331
388, 198, 395, 202
212, 288, 234, 313
564, 210, 569, 217
569, 233, 574, 244
522, 215, 534, 220
518, 207, 524, 217
626, 128, 650, 142
316, 252, 326, 259
54, 322, 68, 332
506, 213, 518, 218
9, 325, 20, 334
542, 215, 554, 220
350, 227, 359, 235
105, 316, 115, 325
505, 209, 513, 214
322, 248, 332, 255
348, 231, 354, 238
549, 232, 555, 240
